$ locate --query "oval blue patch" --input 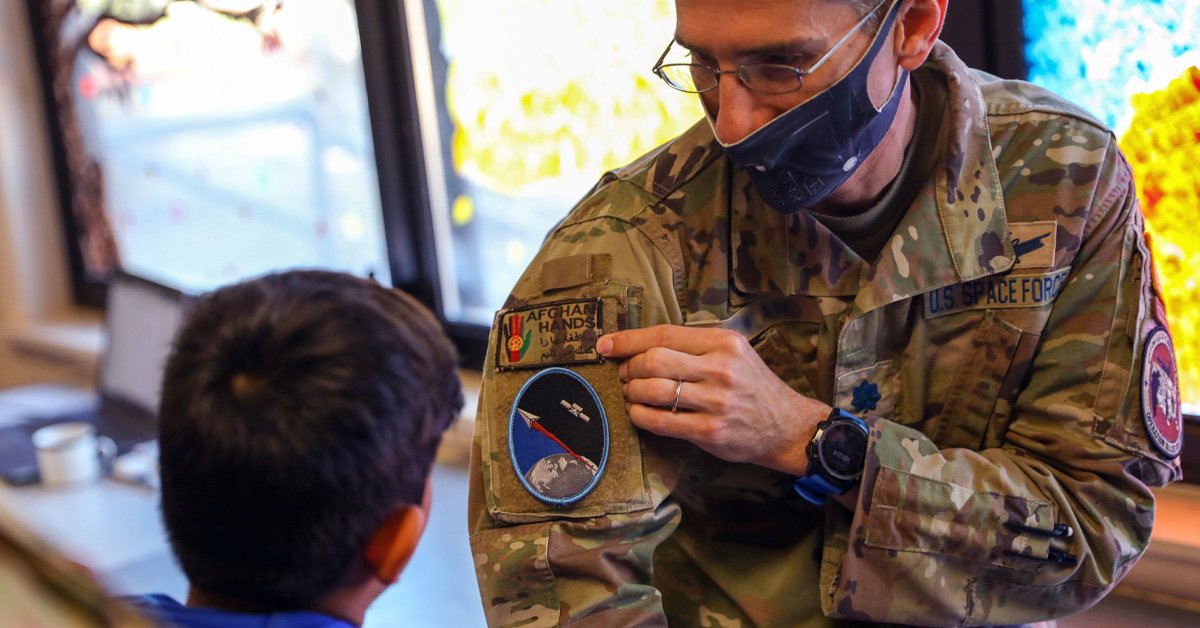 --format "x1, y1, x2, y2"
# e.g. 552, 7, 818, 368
508, 368, 609, 505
